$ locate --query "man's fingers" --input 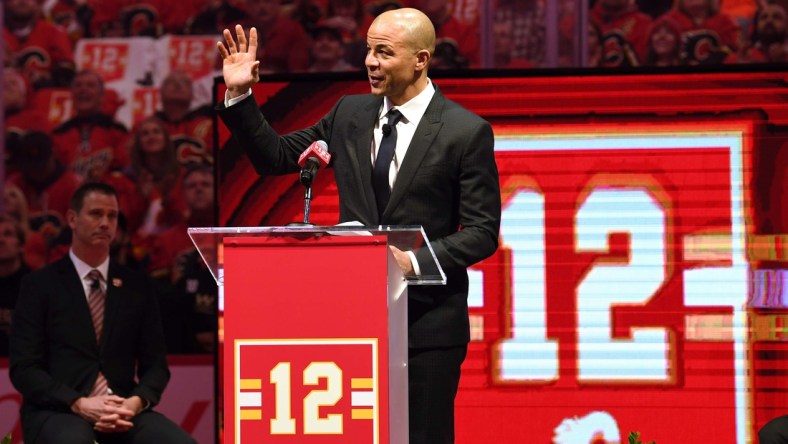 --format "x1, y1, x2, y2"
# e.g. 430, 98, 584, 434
223, 28, 237, 54
217, 41, 230, 59
249, 27, 258, 55
116, 418, 134, 428
236, 24, 247, 53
